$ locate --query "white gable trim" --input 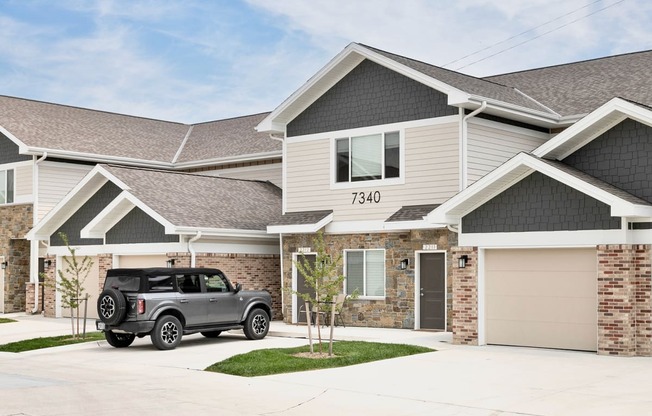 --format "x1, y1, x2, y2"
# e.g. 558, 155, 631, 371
533, 98, 652, 160
427, 152, 652, 225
